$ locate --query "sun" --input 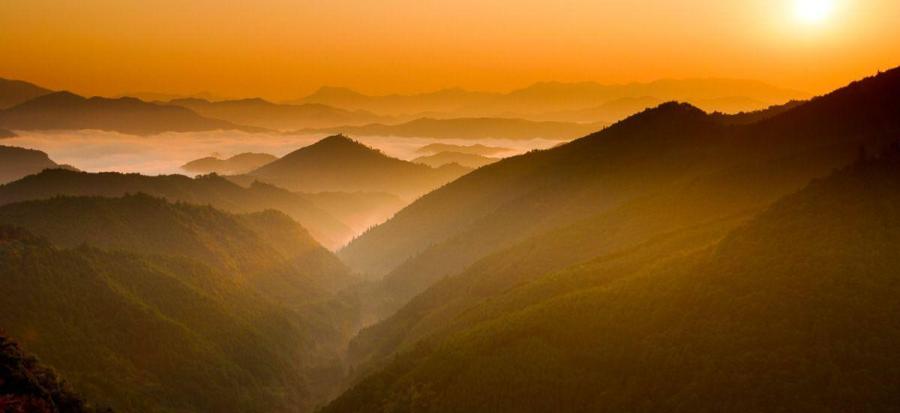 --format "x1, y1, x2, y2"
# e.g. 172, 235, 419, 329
794, 0, 835, 24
